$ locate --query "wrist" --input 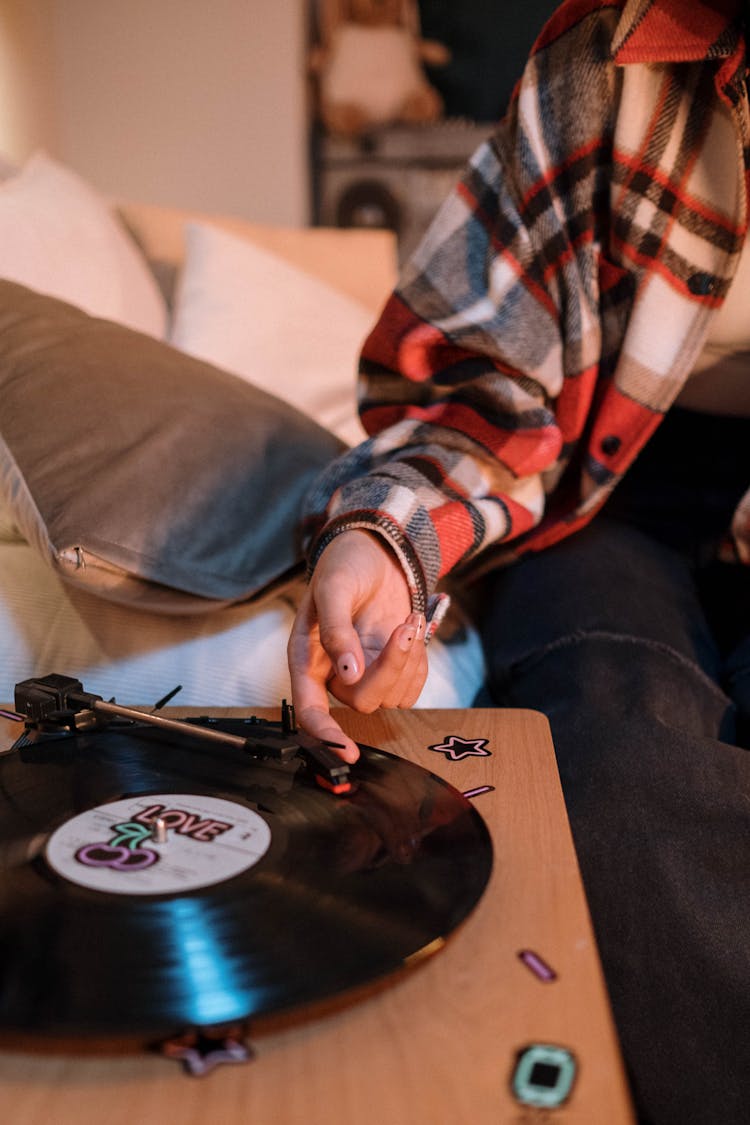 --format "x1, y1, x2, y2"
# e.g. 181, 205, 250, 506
308, 514, 428, 614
